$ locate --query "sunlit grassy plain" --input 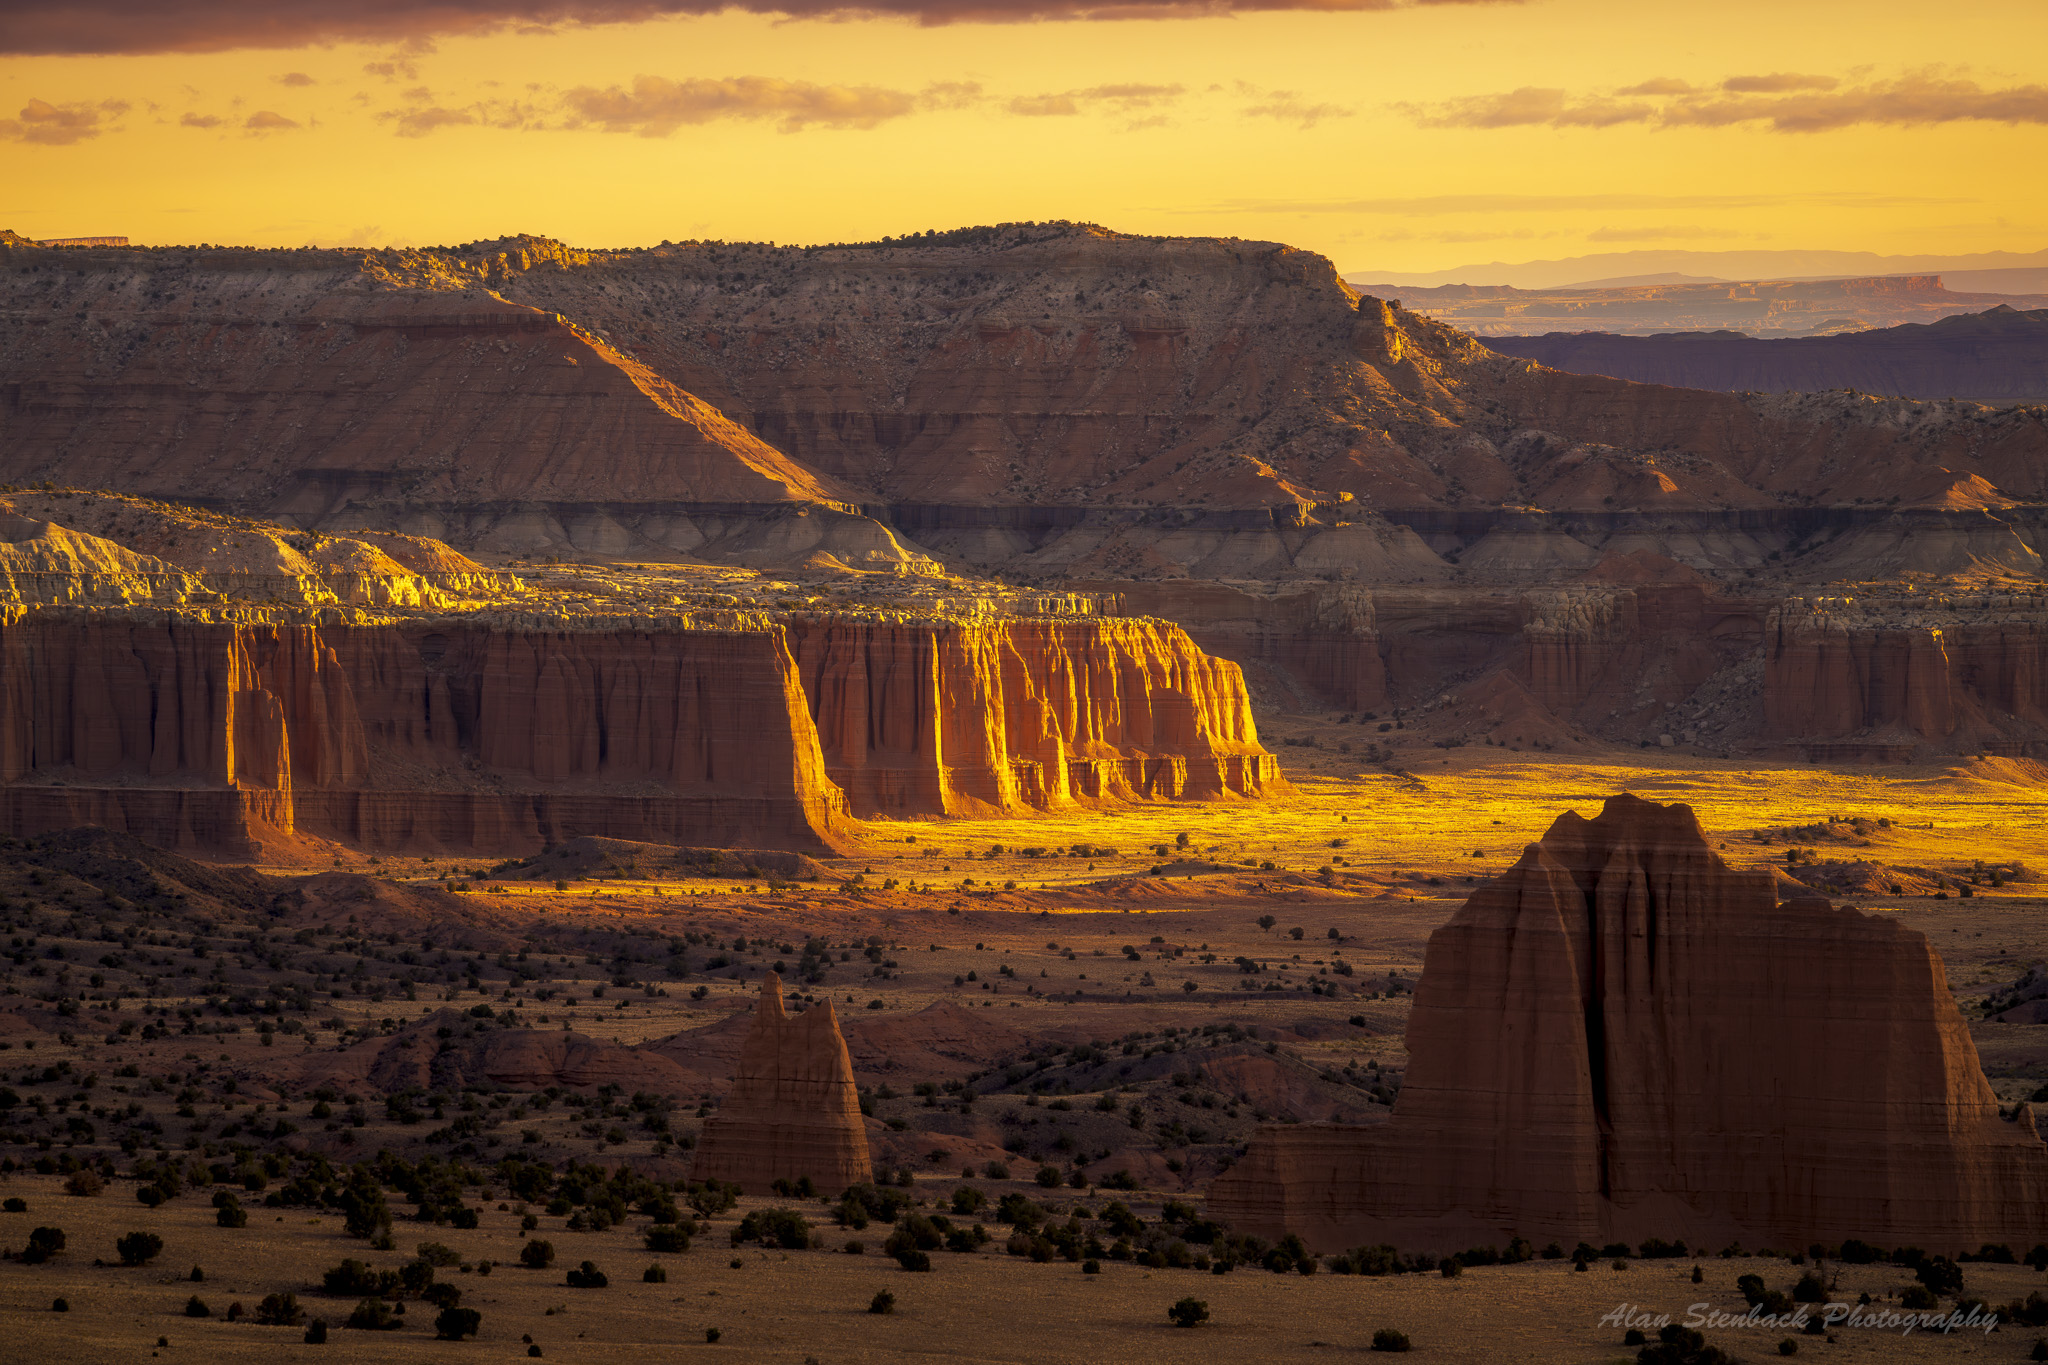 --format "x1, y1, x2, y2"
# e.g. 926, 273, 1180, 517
66, 749, 2036, 1364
